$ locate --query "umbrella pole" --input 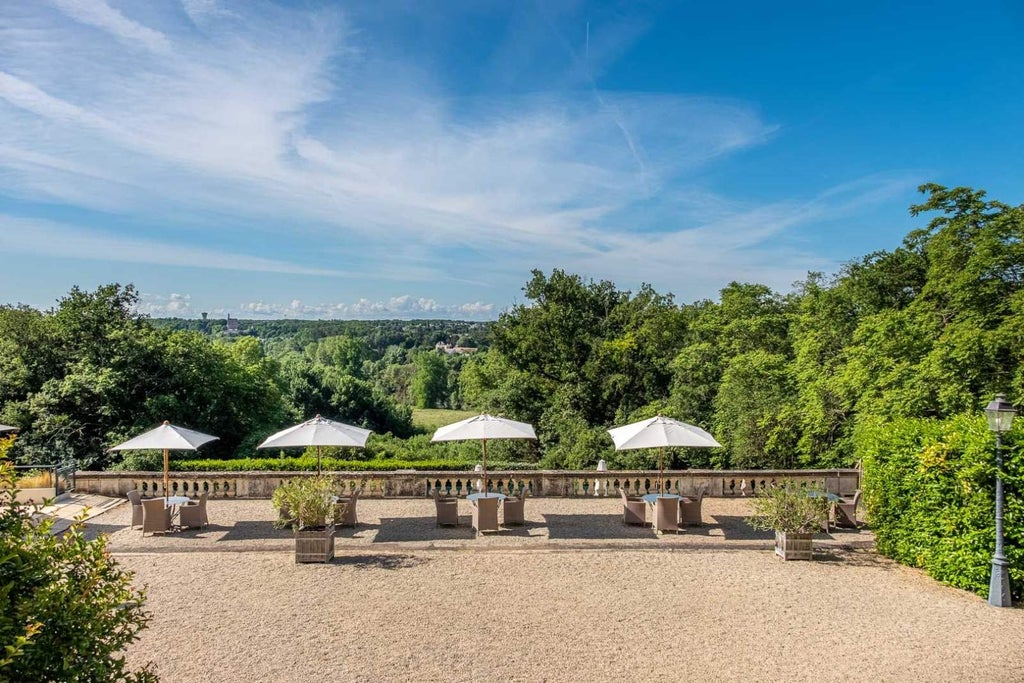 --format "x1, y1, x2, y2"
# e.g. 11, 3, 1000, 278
659, 446, 665, 496
482, 439, 488, 495
163, 448, 169, 501
317, 445, 322, 476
